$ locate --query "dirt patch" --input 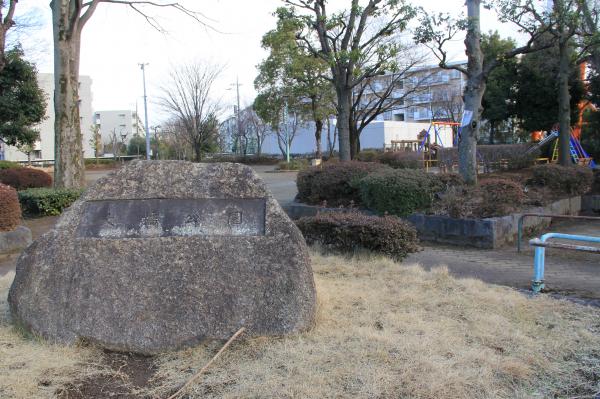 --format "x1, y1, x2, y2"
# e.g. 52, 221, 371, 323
55, 352, 158, 399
